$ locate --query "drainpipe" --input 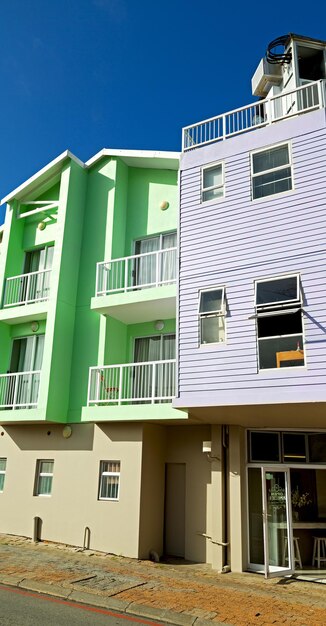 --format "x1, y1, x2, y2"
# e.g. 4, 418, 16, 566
221, 425, 230, 572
